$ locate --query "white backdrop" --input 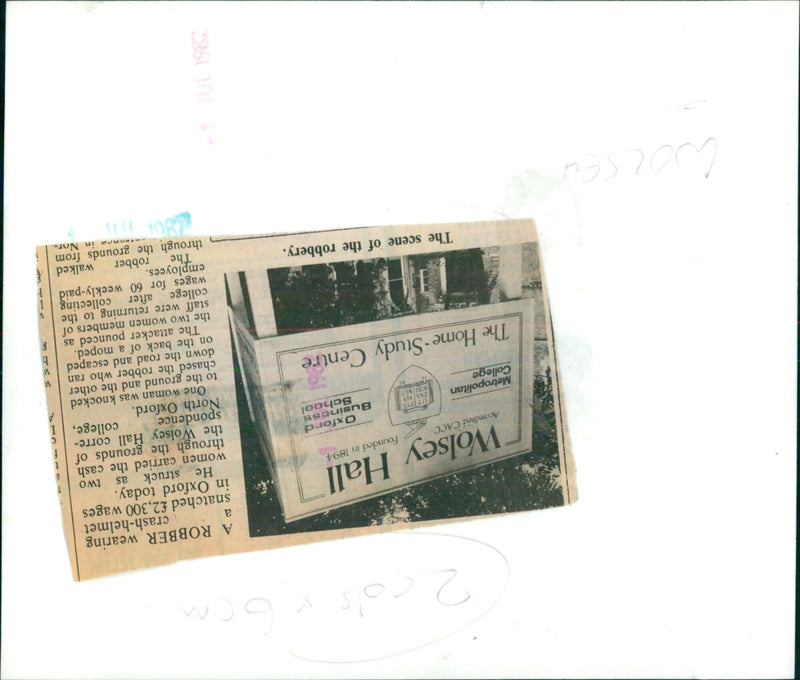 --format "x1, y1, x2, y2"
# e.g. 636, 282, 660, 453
3, 2, 797, 678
